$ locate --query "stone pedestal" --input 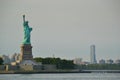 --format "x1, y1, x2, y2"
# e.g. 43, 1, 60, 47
20, 44, 42, 71
20, 44, 33, 61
